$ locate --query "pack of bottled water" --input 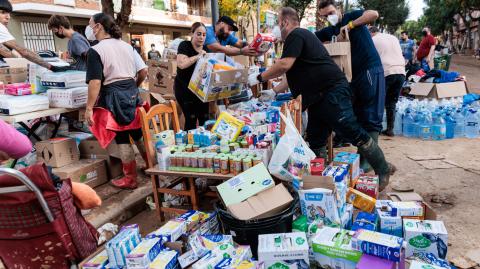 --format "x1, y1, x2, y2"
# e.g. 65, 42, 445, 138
385, 96, 480, 140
